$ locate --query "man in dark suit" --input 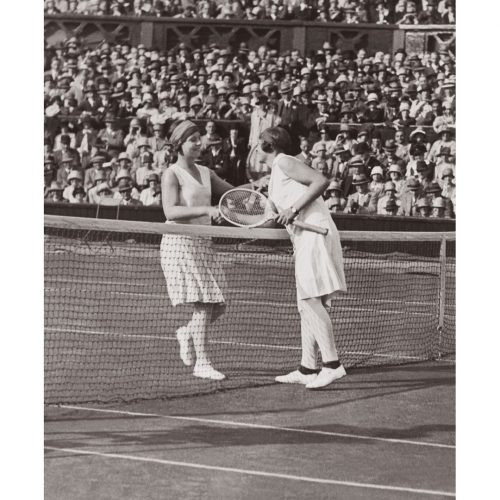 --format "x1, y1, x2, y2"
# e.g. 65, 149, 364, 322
203, 135, 231, 183
78, 83, 101, 114
222, 124, 247, 185
53, 134, 81, 168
